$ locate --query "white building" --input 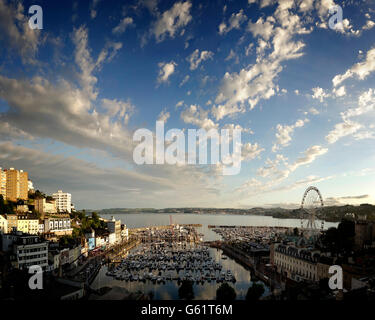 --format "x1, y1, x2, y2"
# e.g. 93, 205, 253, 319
272, 243, 320, 282
52, 190, 72, 213
13, 235, 49, 270
35, 198, 57, 215
0, 215, 8, 234
44, 217, 72, 236
107, 216, 121, 243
